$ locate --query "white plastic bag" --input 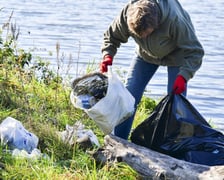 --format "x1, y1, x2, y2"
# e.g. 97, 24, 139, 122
12, 148, 42, 160
58, 121, 100, 147
0, 117, 39, 153
86, 68, 135, 134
